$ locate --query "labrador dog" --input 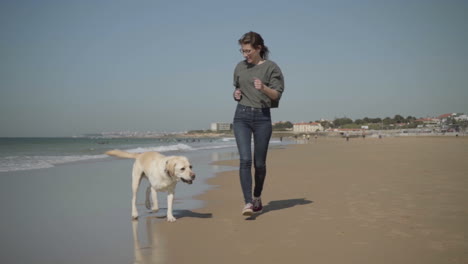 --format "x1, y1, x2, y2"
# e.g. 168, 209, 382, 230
106, 150, 195, 222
